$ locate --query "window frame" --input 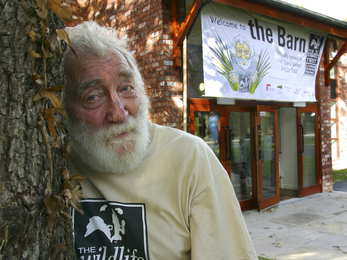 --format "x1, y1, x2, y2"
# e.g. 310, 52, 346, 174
328, 40, 340, 160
